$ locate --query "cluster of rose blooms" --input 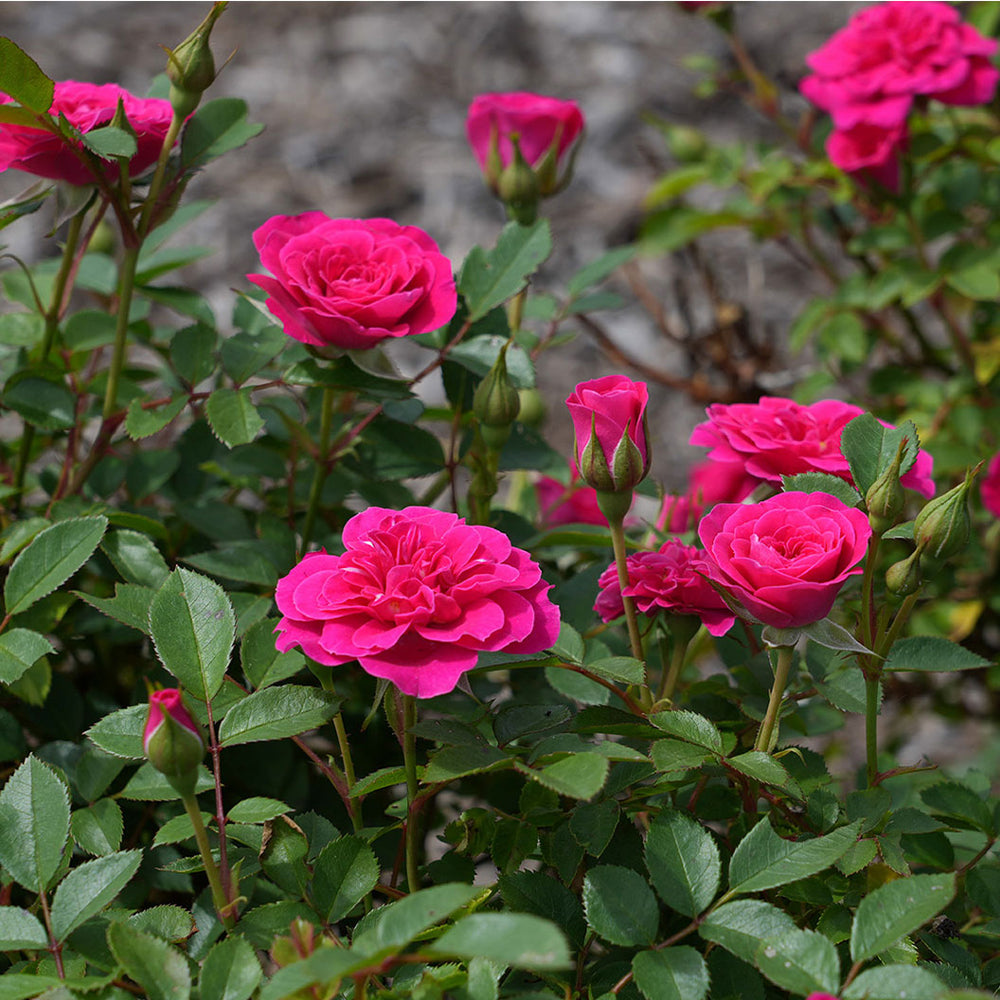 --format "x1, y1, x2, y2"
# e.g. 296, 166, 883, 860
799, 0, 999, 189
4, 8, 1000, 709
